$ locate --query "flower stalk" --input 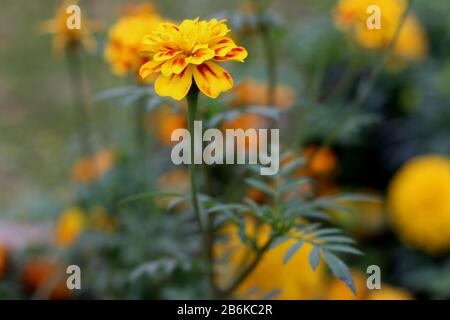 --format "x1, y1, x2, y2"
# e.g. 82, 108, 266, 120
66, 48, 93, 157
186, 84, 215, 297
